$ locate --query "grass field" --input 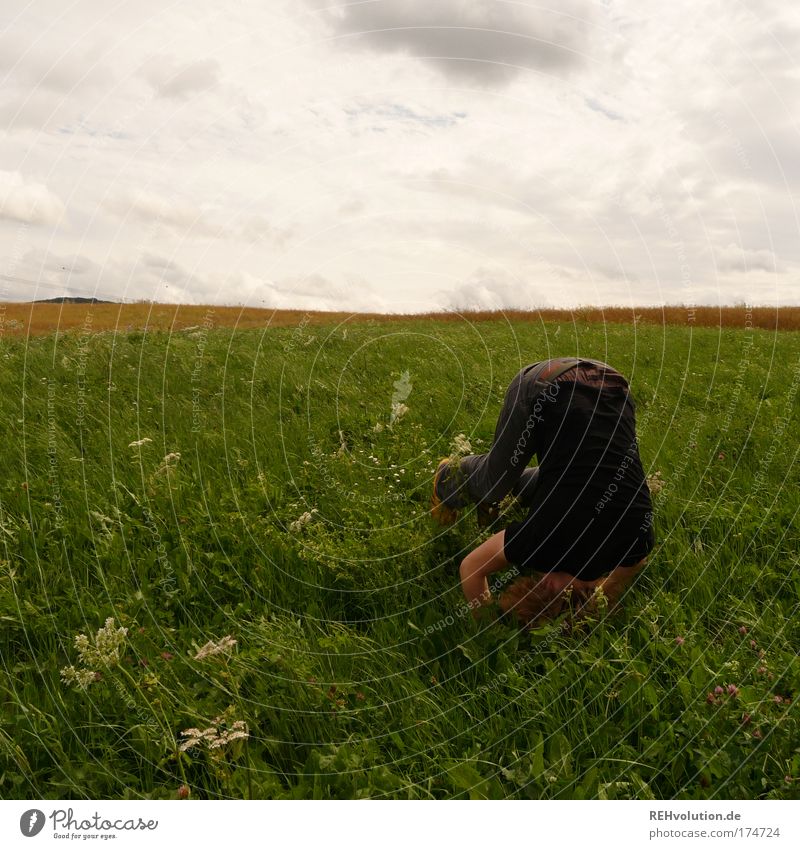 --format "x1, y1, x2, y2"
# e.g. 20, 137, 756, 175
1, 311, 799, 799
